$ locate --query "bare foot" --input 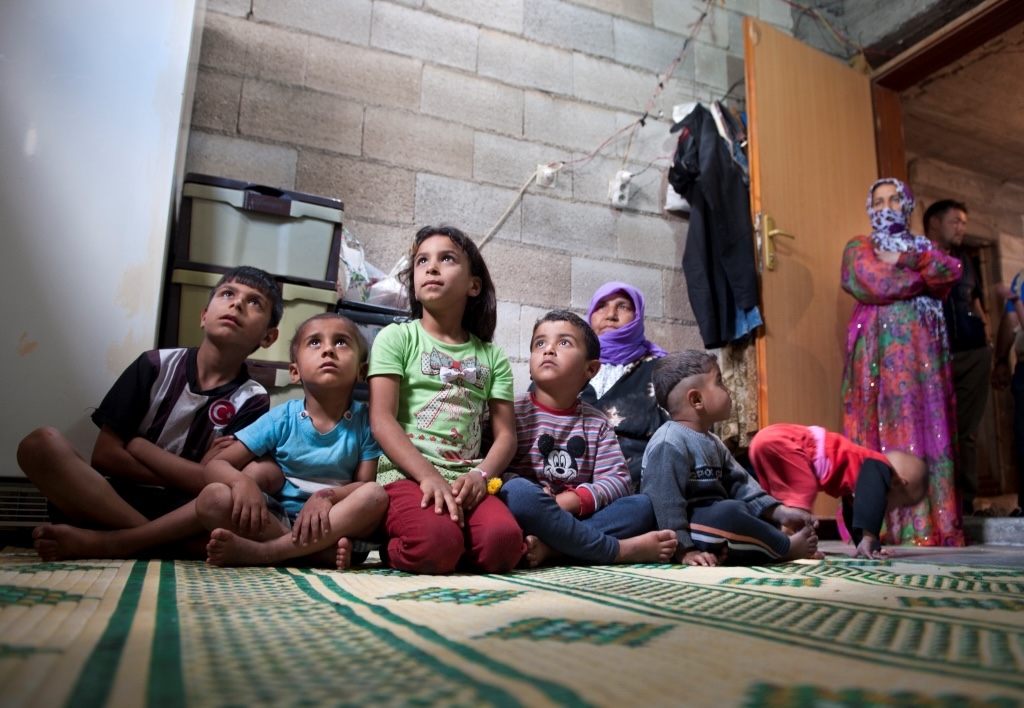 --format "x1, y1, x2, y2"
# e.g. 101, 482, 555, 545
523, 535, 553, 568
32, 524, 118, 561
206, 528, 274, 567
780, 525, 818, 561
335, 538, 352, 570
616, 530, 678, 564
